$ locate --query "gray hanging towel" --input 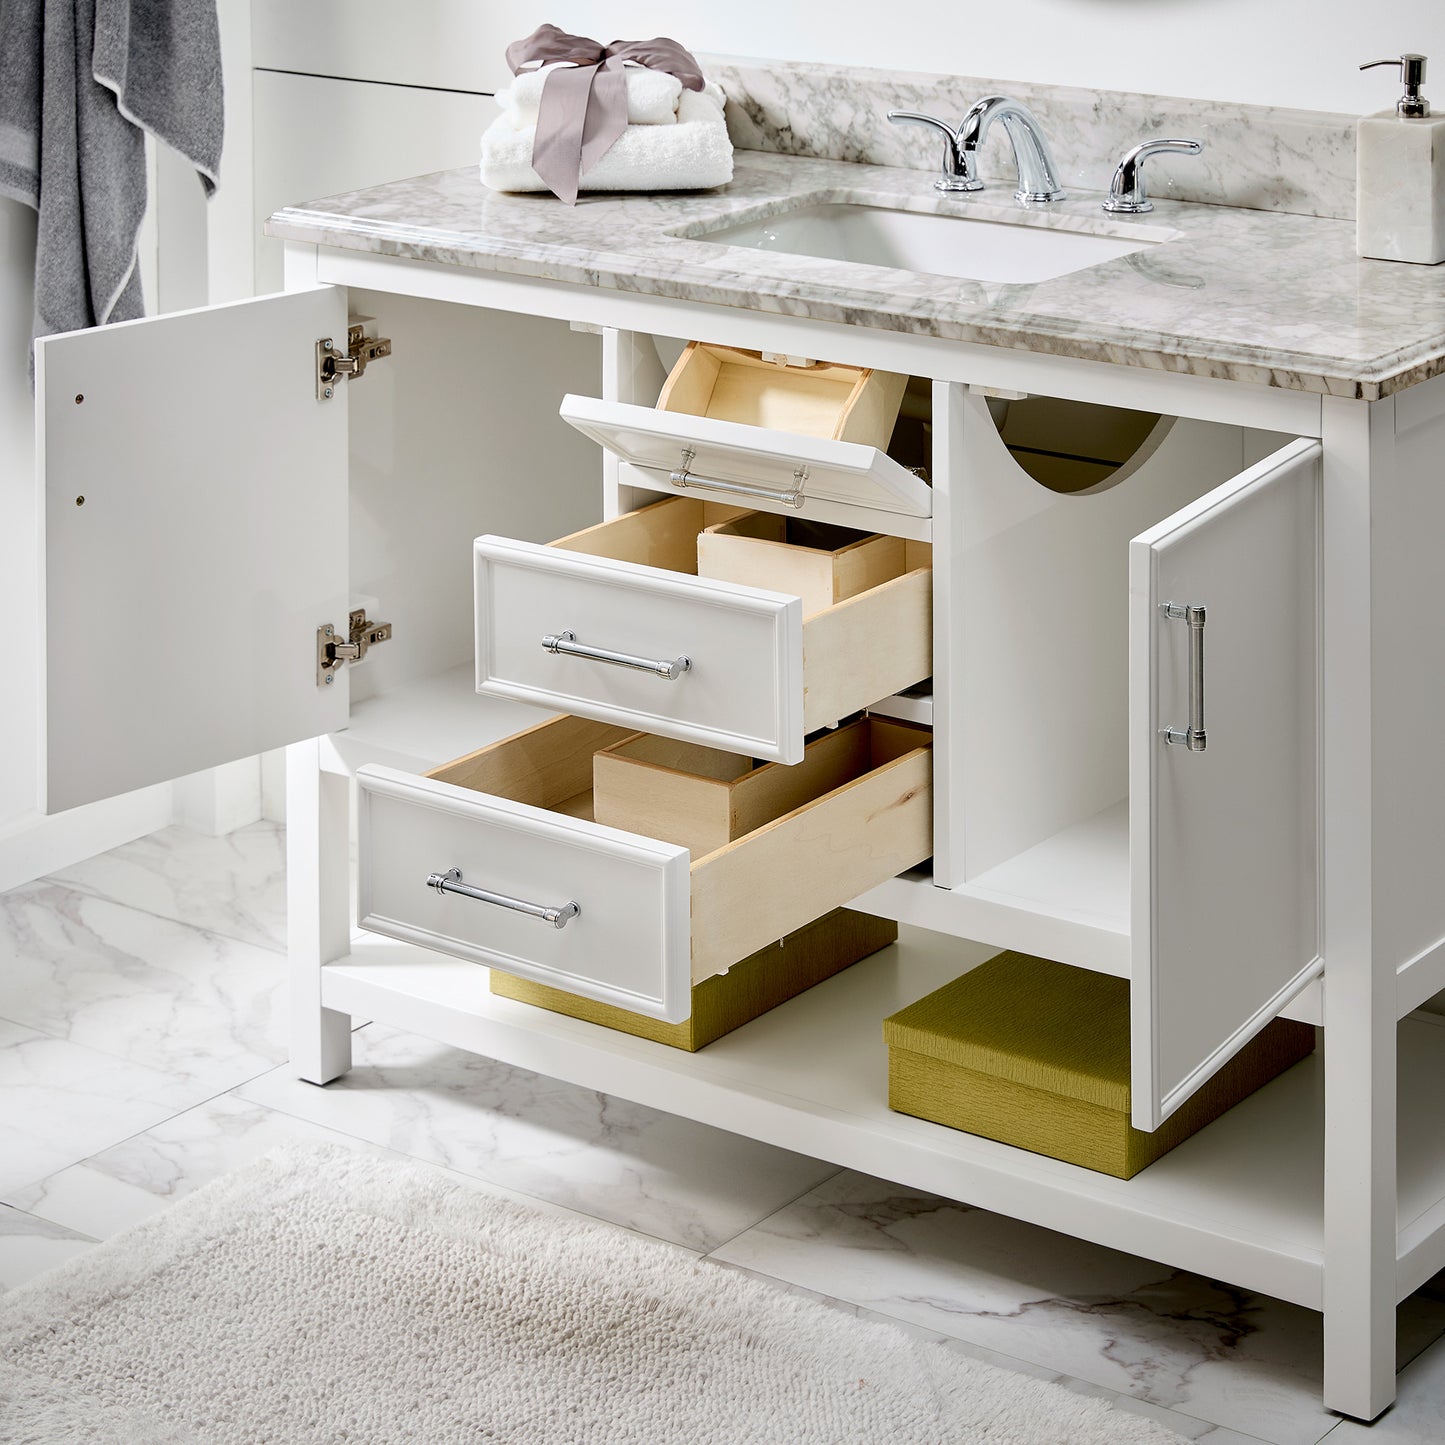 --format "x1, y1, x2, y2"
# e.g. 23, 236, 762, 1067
0, 0, 223, 357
